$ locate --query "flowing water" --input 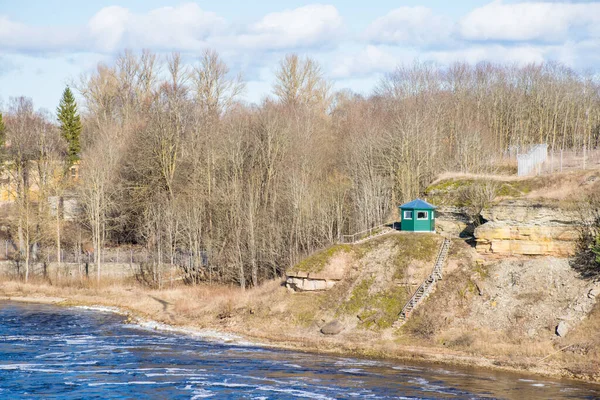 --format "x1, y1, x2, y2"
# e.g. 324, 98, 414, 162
0, 301, 598, 399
